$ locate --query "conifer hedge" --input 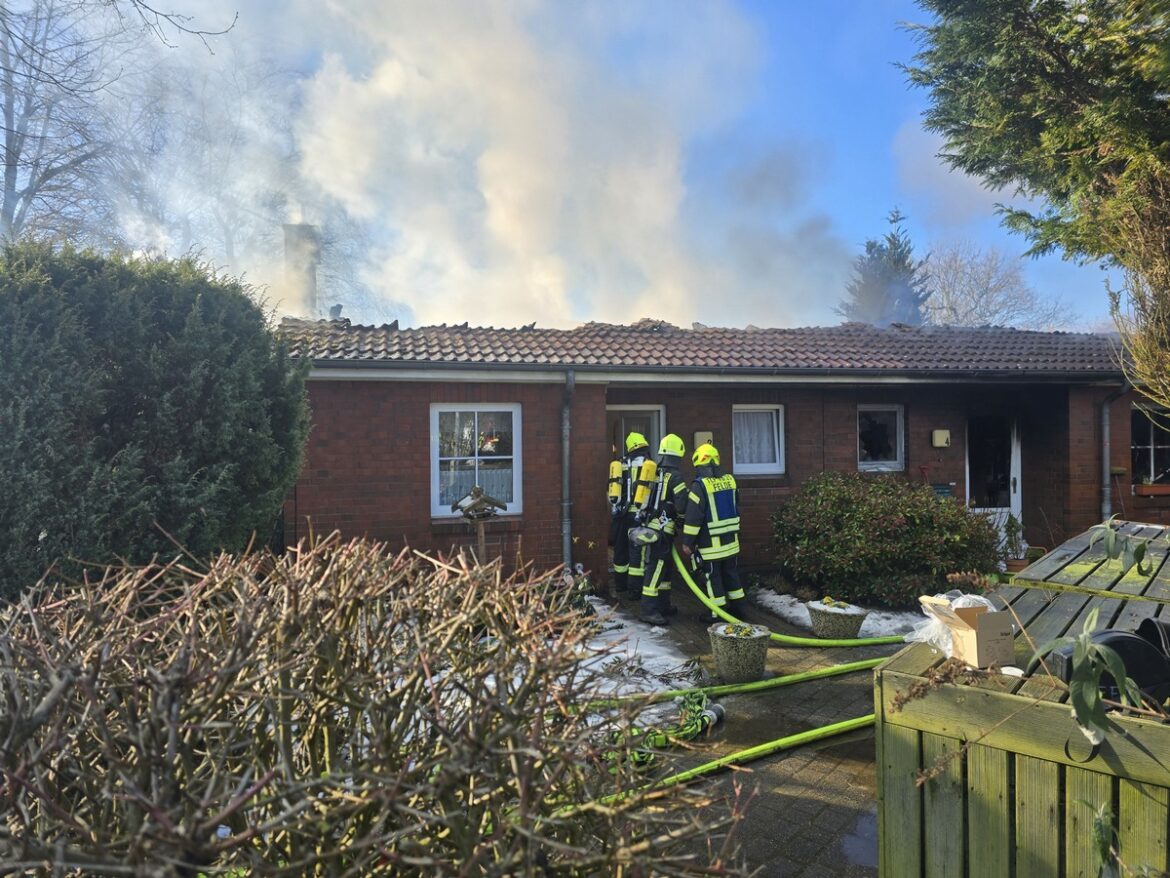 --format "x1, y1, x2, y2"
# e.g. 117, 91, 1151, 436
0, 244, 309, 595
